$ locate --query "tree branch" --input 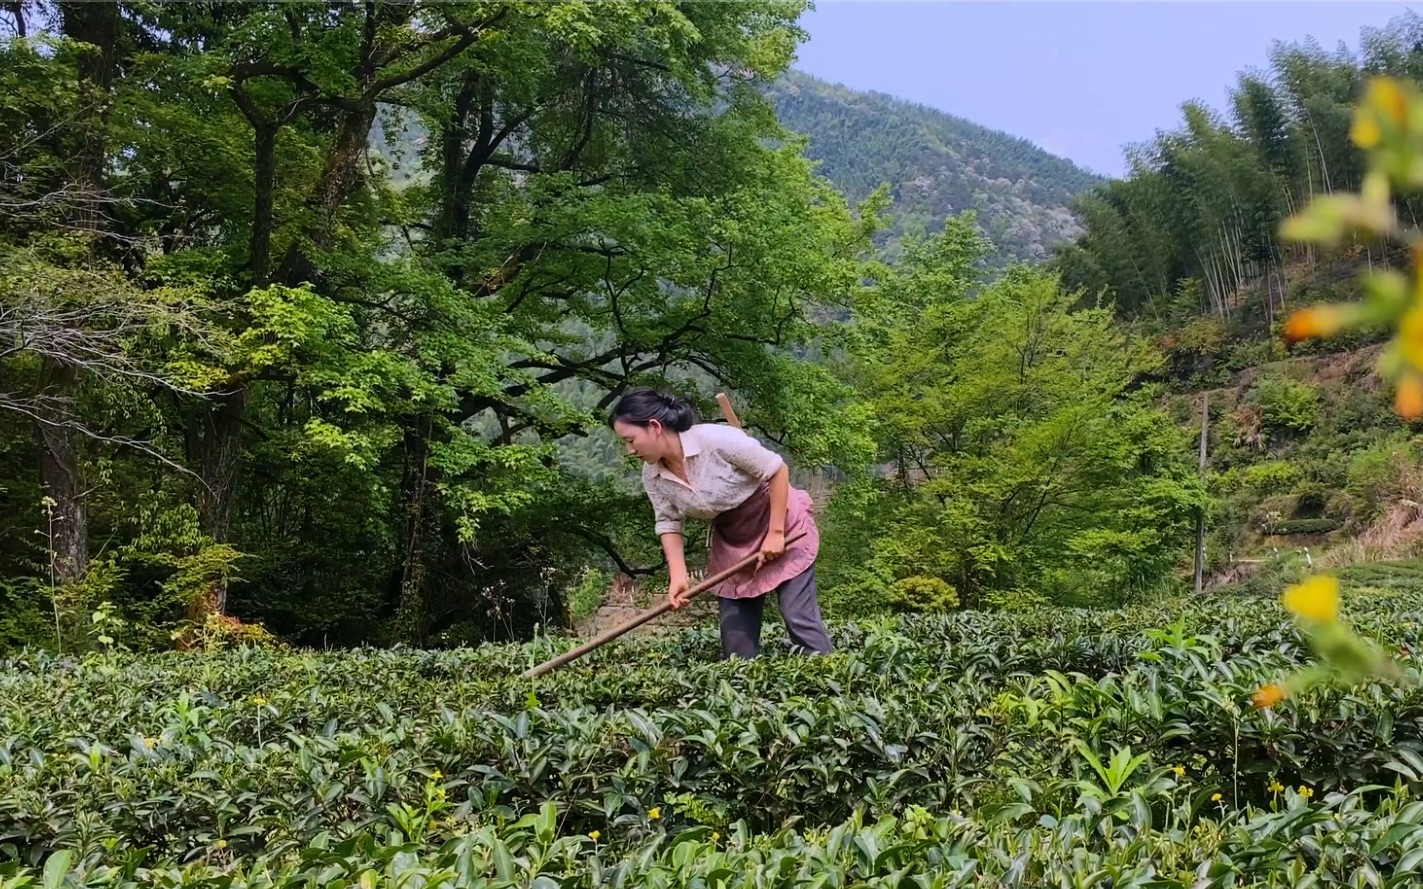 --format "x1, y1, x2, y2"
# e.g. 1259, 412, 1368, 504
564, 526, 664, 577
